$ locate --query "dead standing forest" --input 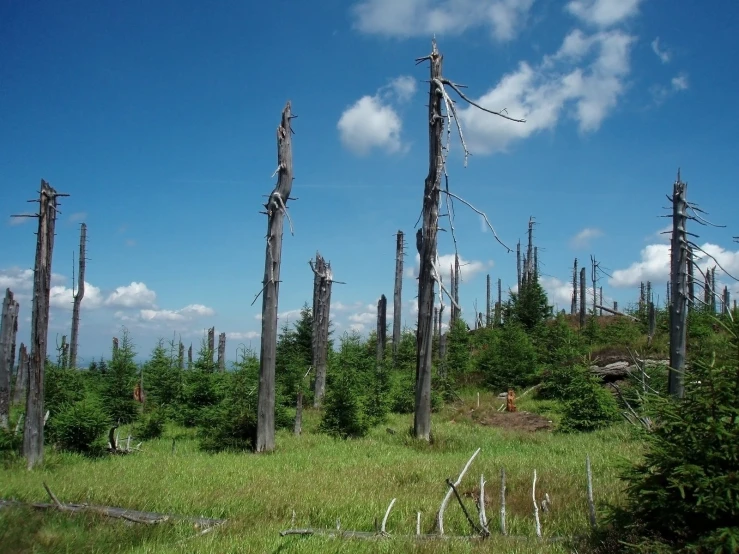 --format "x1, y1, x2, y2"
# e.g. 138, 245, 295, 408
1, 41, 739, 554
